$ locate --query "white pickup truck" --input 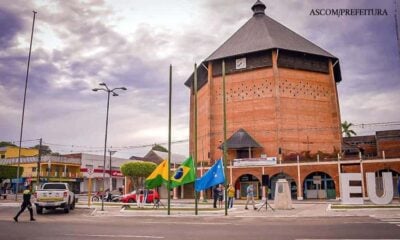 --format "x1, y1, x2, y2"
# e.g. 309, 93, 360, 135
34, 182, 76, 214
